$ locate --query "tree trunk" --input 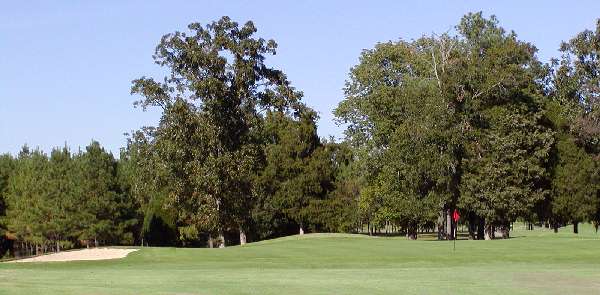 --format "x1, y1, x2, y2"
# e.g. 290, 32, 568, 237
476, 218, 485, 240
218, 231, 225, 248
573, 222, 579, 234
56, 240, 60, 253
468, 214, 476, 240
94, 237, 98, 248
437, 210, 445, 240
299, 226, 304, 235
208, 234, 214, 248
239, 227, 247, 246
446, 209, 453, 240
407, 223, 417, 240
499, 225, 510, 239
484, 222, 493, 240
